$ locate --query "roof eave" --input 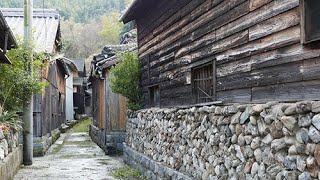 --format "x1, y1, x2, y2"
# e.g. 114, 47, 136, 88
0, 49, 12, 64
0, 10, 18, 49
119, 0, 140, 23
